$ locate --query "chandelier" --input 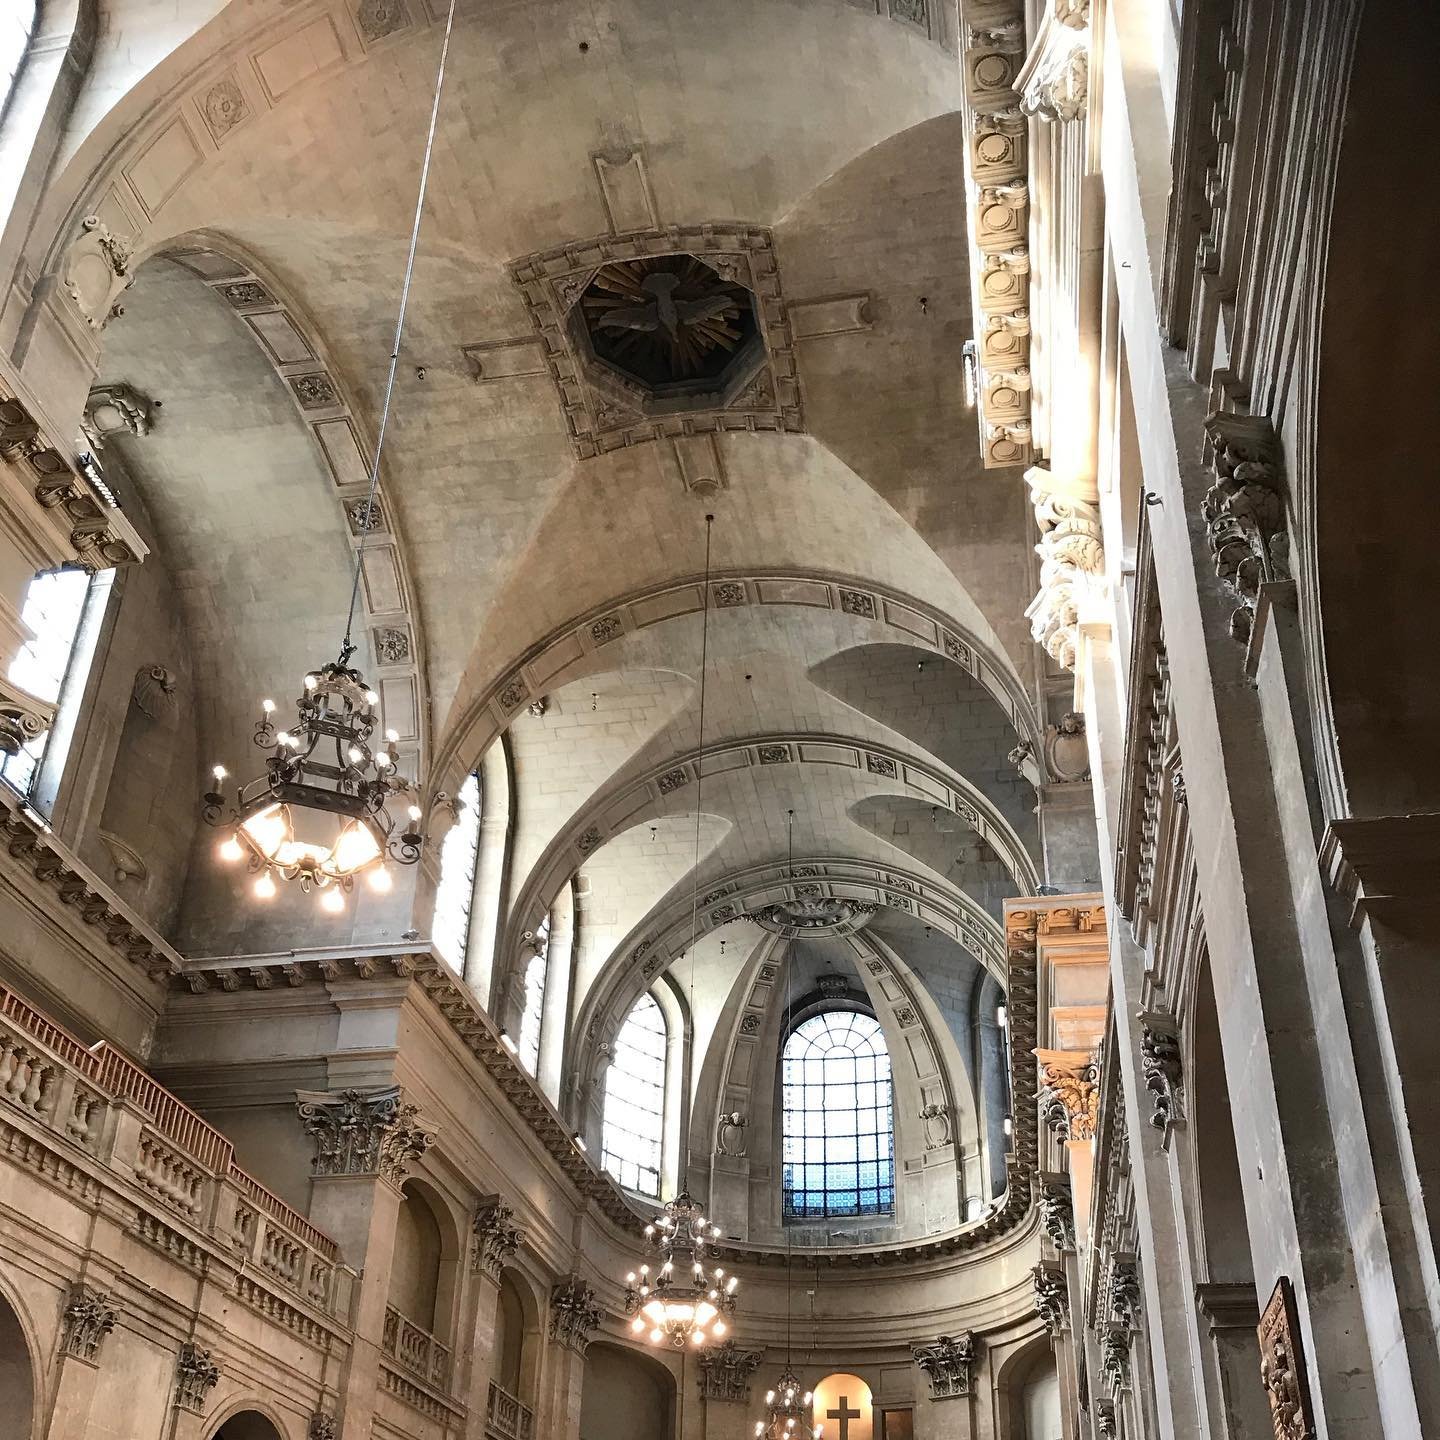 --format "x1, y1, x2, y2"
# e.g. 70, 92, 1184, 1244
202, 644, 422, 909
199, 0, 461, 911
624, 1191, 738, 1348
754, 1368, 821, 1439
